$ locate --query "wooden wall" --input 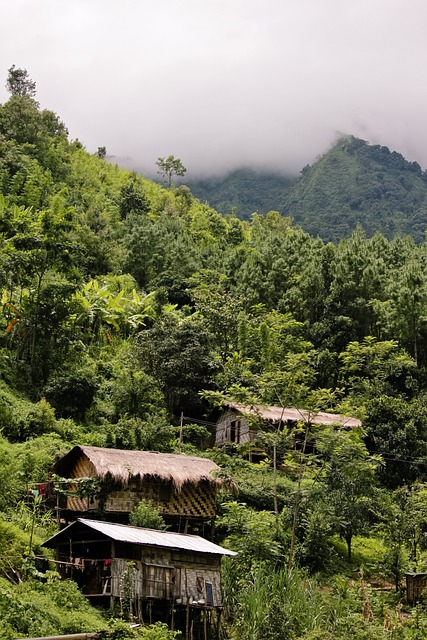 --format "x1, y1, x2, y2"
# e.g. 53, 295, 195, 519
215, 409, 253, 447
406, 573, 427, 604
110, 548, 222, 606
